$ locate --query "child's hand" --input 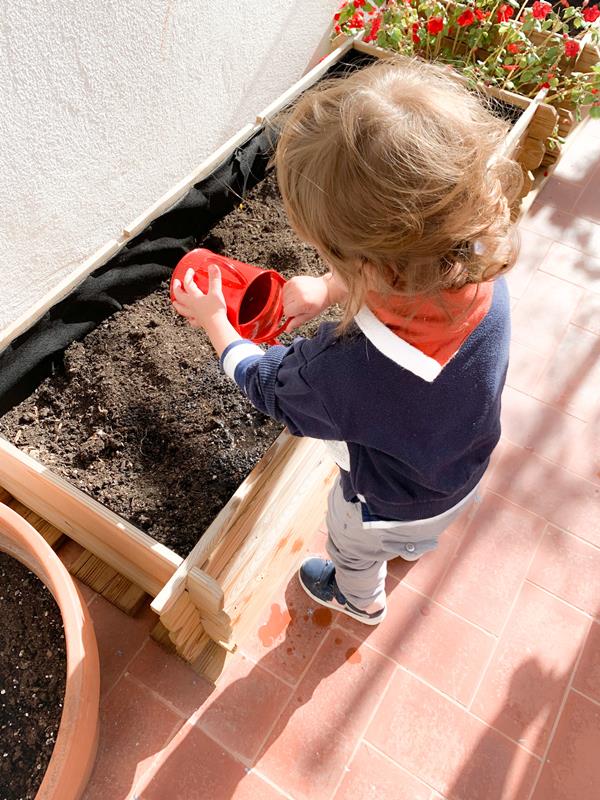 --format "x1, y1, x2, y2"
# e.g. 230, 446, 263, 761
283, 276, 331, 332
172, 266, 227, 329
